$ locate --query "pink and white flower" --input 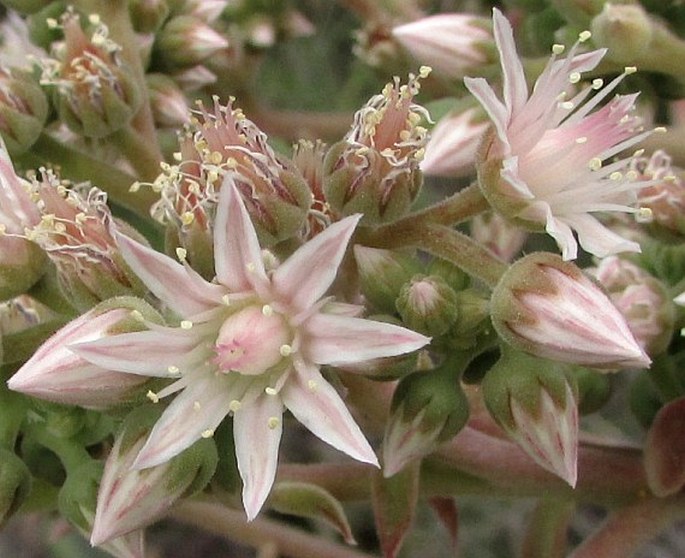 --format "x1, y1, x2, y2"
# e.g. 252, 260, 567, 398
466, 9, 656, 260
72, 179, 429, 520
